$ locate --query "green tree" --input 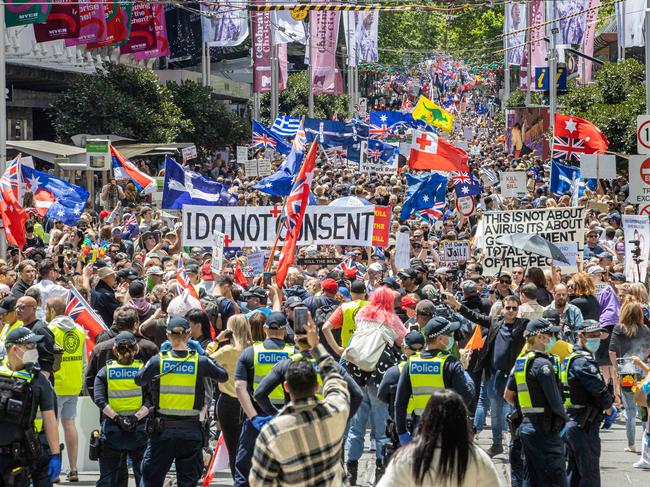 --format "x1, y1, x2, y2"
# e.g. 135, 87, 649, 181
258, 71, 350, 123
49, 63, 190, 143
168, 80, 249, 162
559, 59, 645, 153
